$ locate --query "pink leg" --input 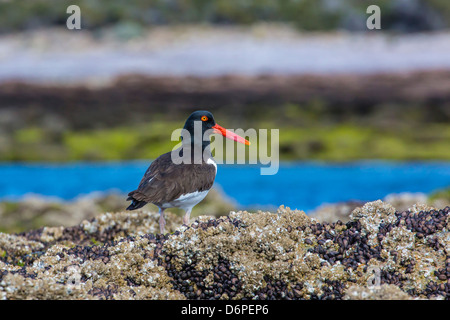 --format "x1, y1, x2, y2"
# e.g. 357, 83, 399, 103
159, 208, 166, 234
183, 208, 192, 226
